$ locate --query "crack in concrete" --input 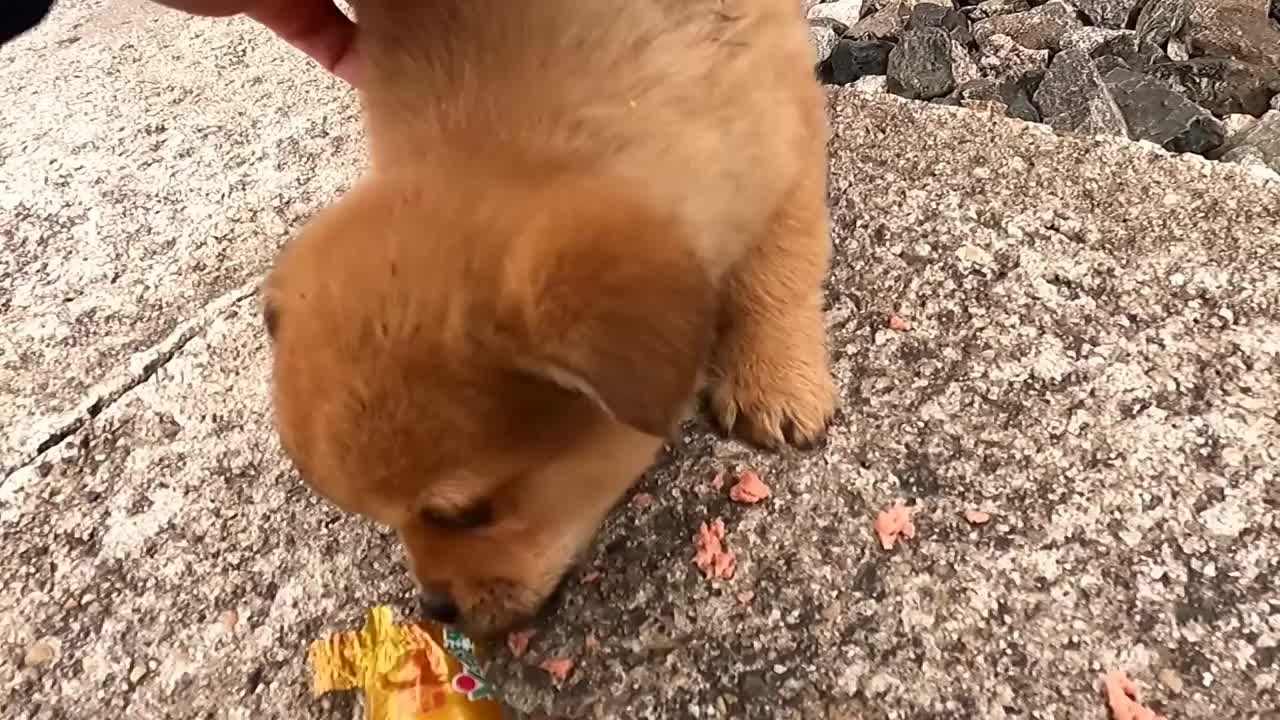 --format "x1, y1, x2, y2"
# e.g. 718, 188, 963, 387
1, 277, 264, 481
